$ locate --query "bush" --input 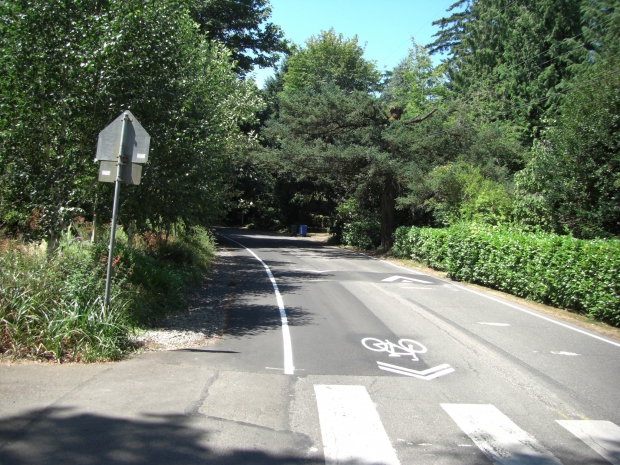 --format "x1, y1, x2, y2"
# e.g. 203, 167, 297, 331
392, 224, 620, 326
342, 221, 381, 250
0, 227, 216, 361
426, 162, 513, 227
0, 241, 129, 362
